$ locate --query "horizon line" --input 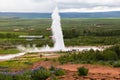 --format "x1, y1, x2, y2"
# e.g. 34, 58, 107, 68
0, 11, 120, 13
